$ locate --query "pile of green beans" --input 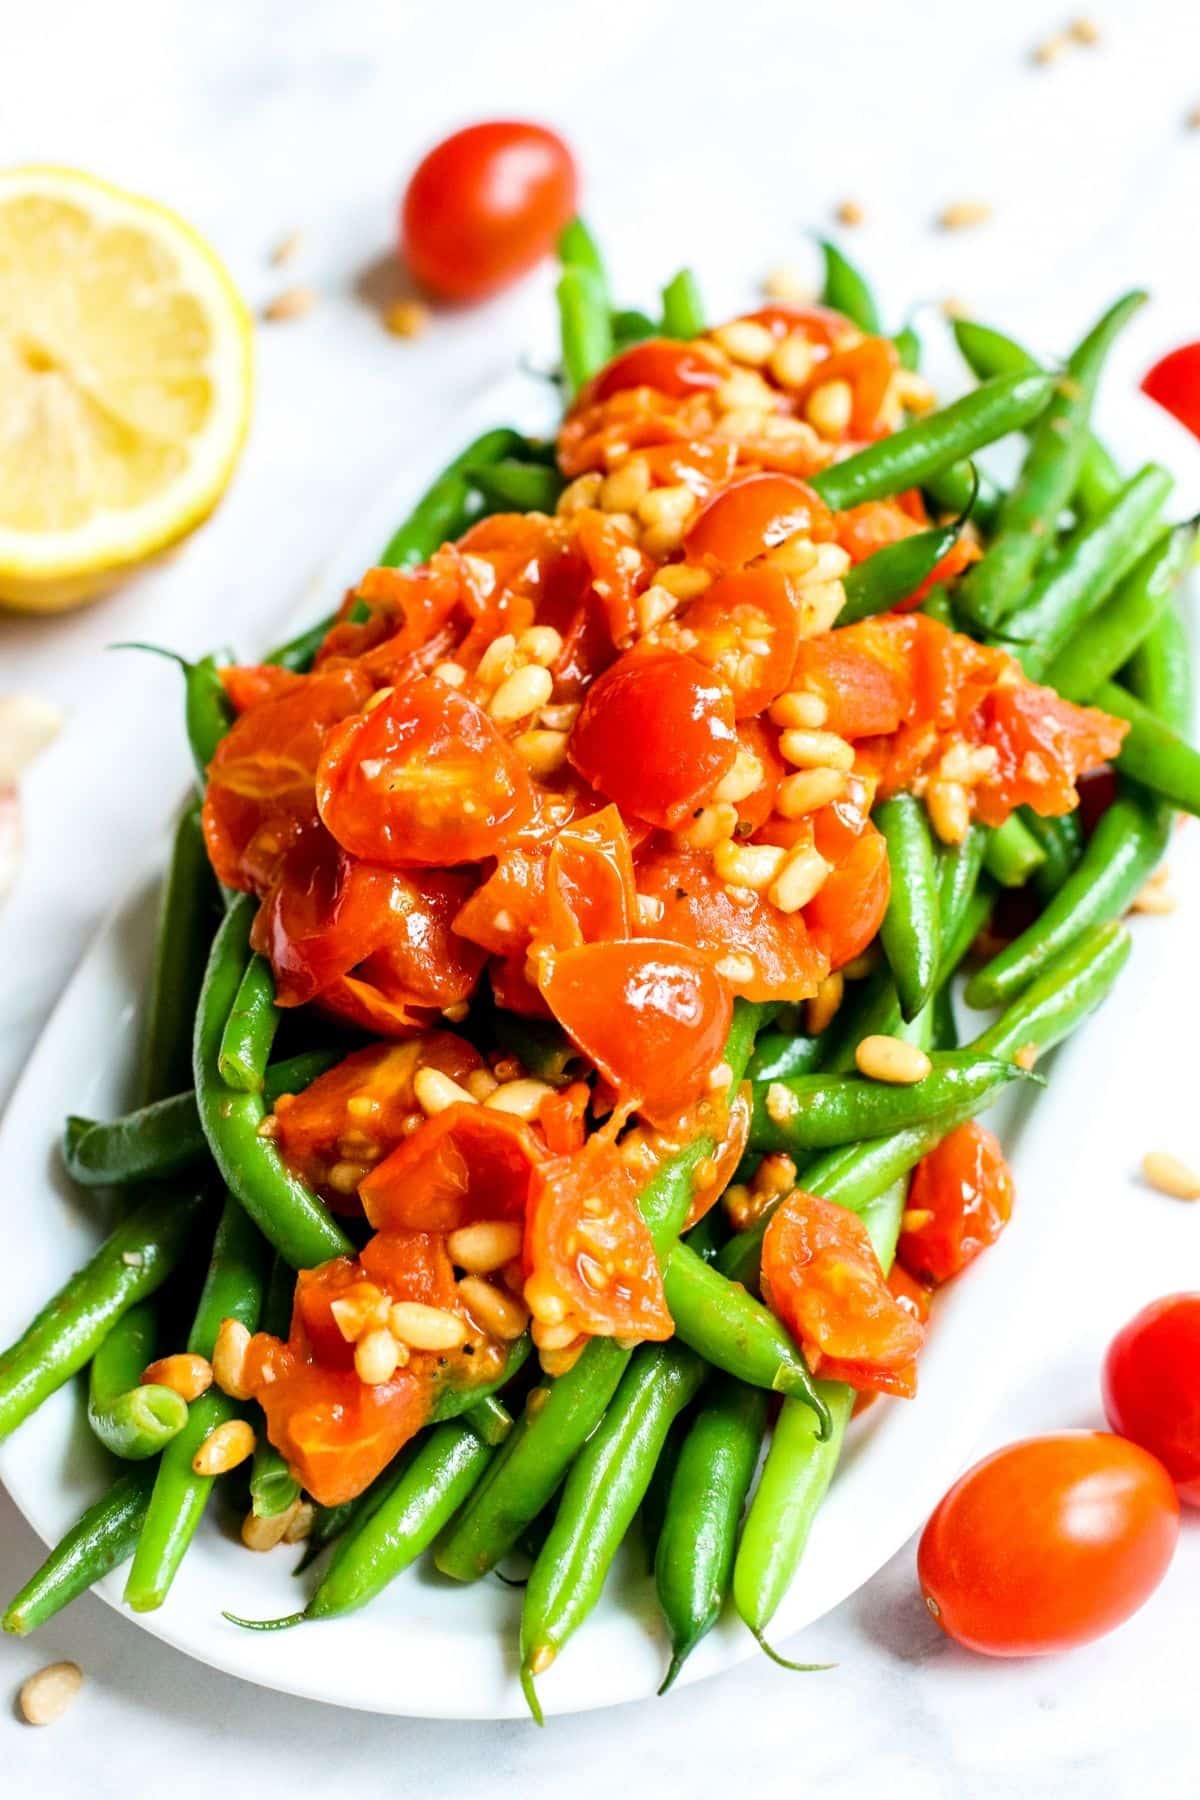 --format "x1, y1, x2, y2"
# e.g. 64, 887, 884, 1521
3, 224, 1193, 1720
